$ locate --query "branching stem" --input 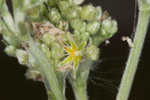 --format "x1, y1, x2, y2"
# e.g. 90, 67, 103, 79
116, 1, 150, 100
